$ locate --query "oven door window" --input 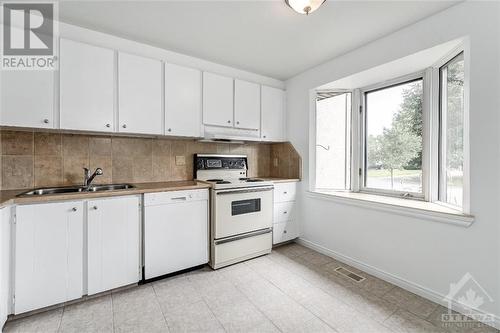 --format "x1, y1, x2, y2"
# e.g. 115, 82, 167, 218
231, 198, 261, 216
